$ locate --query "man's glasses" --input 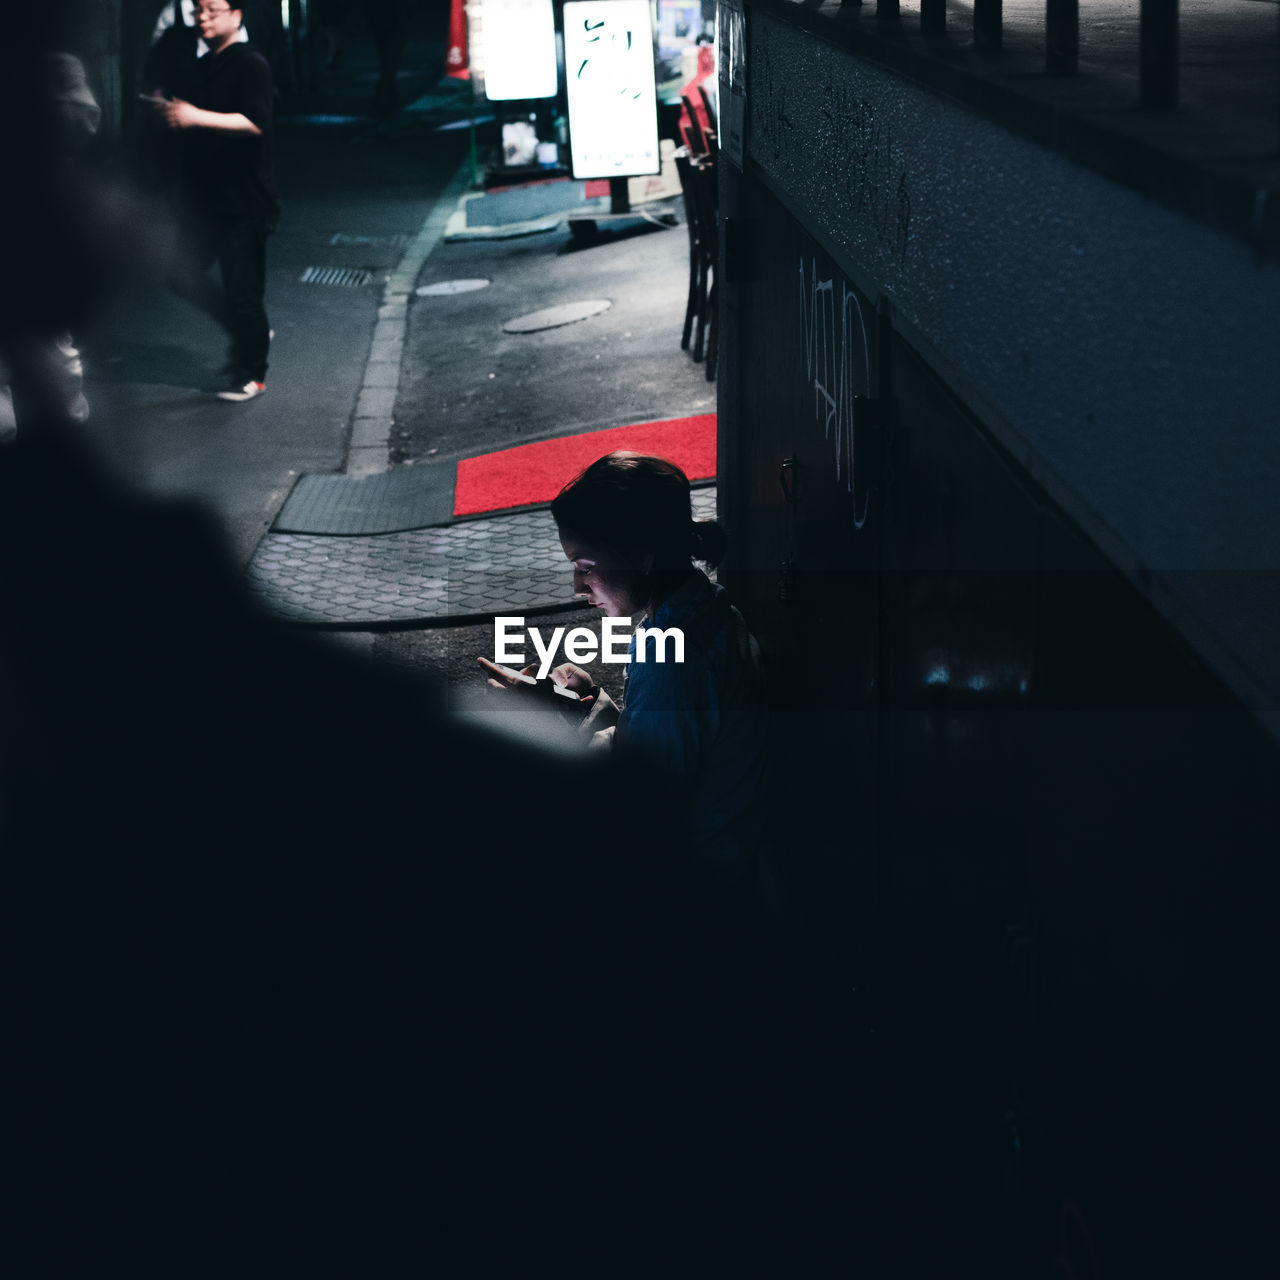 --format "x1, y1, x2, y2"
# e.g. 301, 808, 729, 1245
196, 5, 233, 17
